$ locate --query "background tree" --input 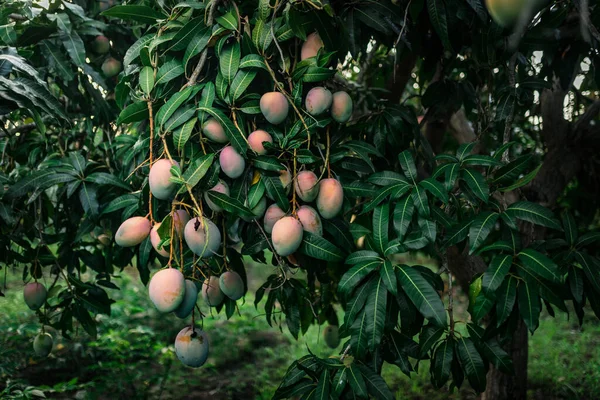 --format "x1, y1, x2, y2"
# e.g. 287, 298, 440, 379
1, 1, 600, 399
